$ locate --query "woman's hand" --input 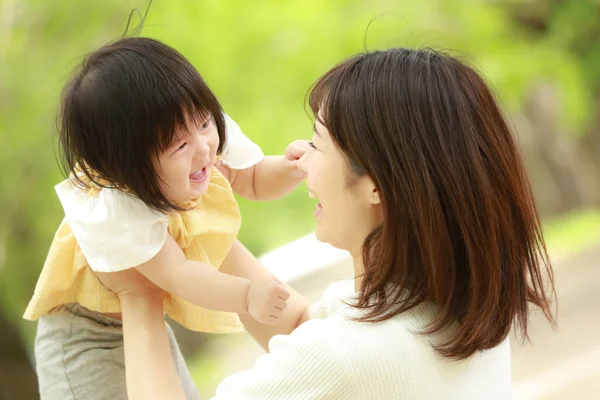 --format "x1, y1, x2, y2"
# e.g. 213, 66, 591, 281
96, 268, 163, 299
